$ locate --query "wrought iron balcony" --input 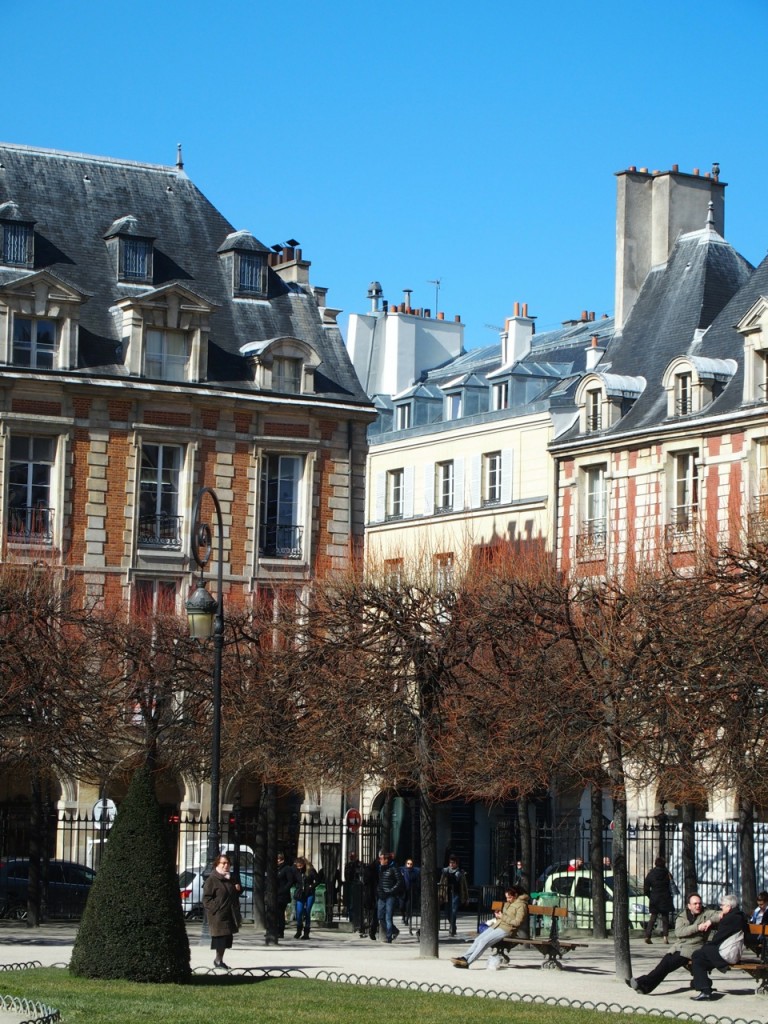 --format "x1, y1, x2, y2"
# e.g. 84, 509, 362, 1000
259, 523, 303, 559
576, 519, 607, 560
665, 505, 698, 549
138, 514, 183, 549
433, 503, 453, 516
7, 505, 54, 545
